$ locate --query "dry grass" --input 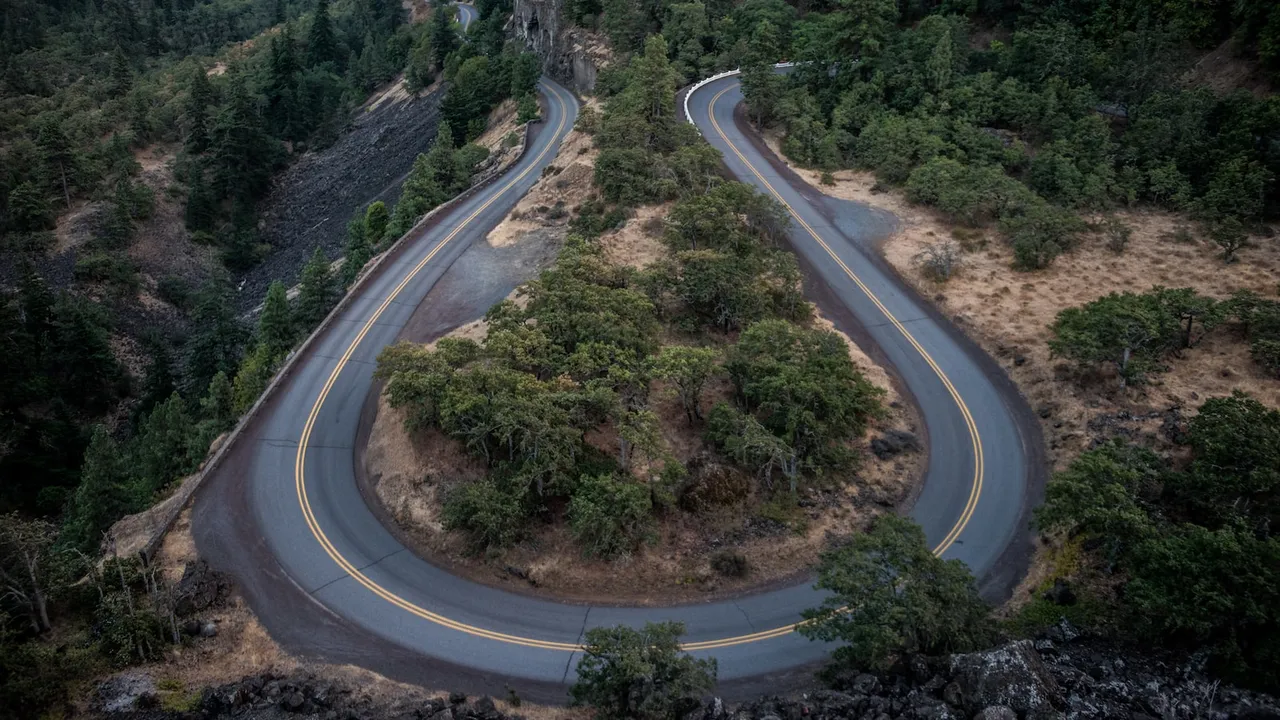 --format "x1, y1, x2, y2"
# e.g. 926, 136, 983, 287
486, 113, 598, 249
598, 203, 670, 269
774, 152, 1280, 474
